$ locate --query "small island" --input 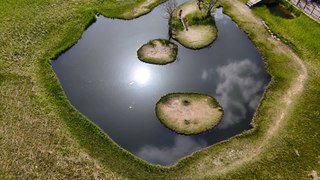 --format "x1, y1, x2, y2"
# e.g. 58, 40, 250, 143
170, 0, 217, 49
155, 93, 223, 135
137, 39, 178, 65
